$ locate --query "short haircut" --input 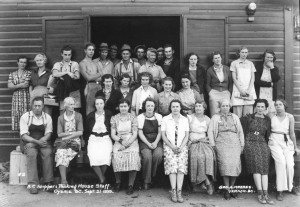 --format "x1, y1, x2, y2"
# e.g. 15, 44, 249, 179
31, 96, 44, 106
195, 101, 207, 110
34, 53, 47, 64
184, 52, 200, 66
168, 99, 183, 113
218, 99, 232, 108
119, 73, 132, 86
63, 97, 75, 109
262, 49, 277, 62
141, 97, 157, 112
138, 72, 153, 84
163, 44, 174, 51
101, 74, 114, 88
254, 99, 269, 108
210, 51, 223, 62
236, 46, 248, 58
17, 56, 28, 63
84, 42, 95, 50
119, 98, 131, 111
61, 45, 72, 54
275, 98, 288, 110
